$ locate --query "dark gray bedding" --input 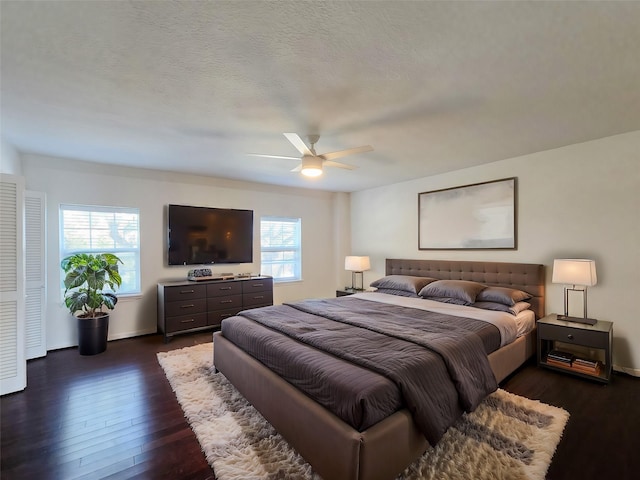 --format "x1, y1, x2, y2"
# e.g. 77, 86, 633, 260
221, 296, 500, 445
